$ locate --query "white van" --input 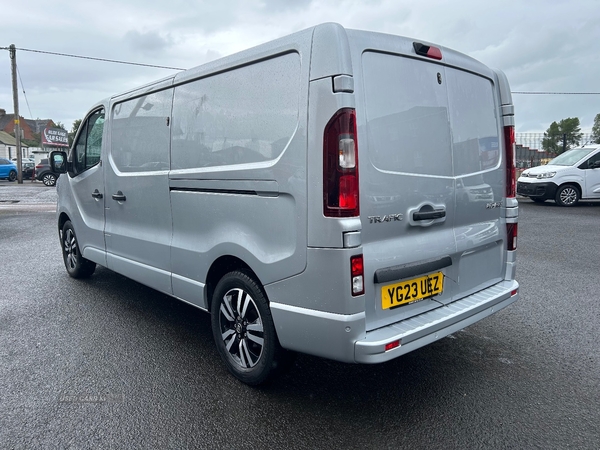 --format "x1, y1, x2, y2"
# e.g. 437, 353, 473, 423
517, 146, 600, 206
51, 23, 519, 385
